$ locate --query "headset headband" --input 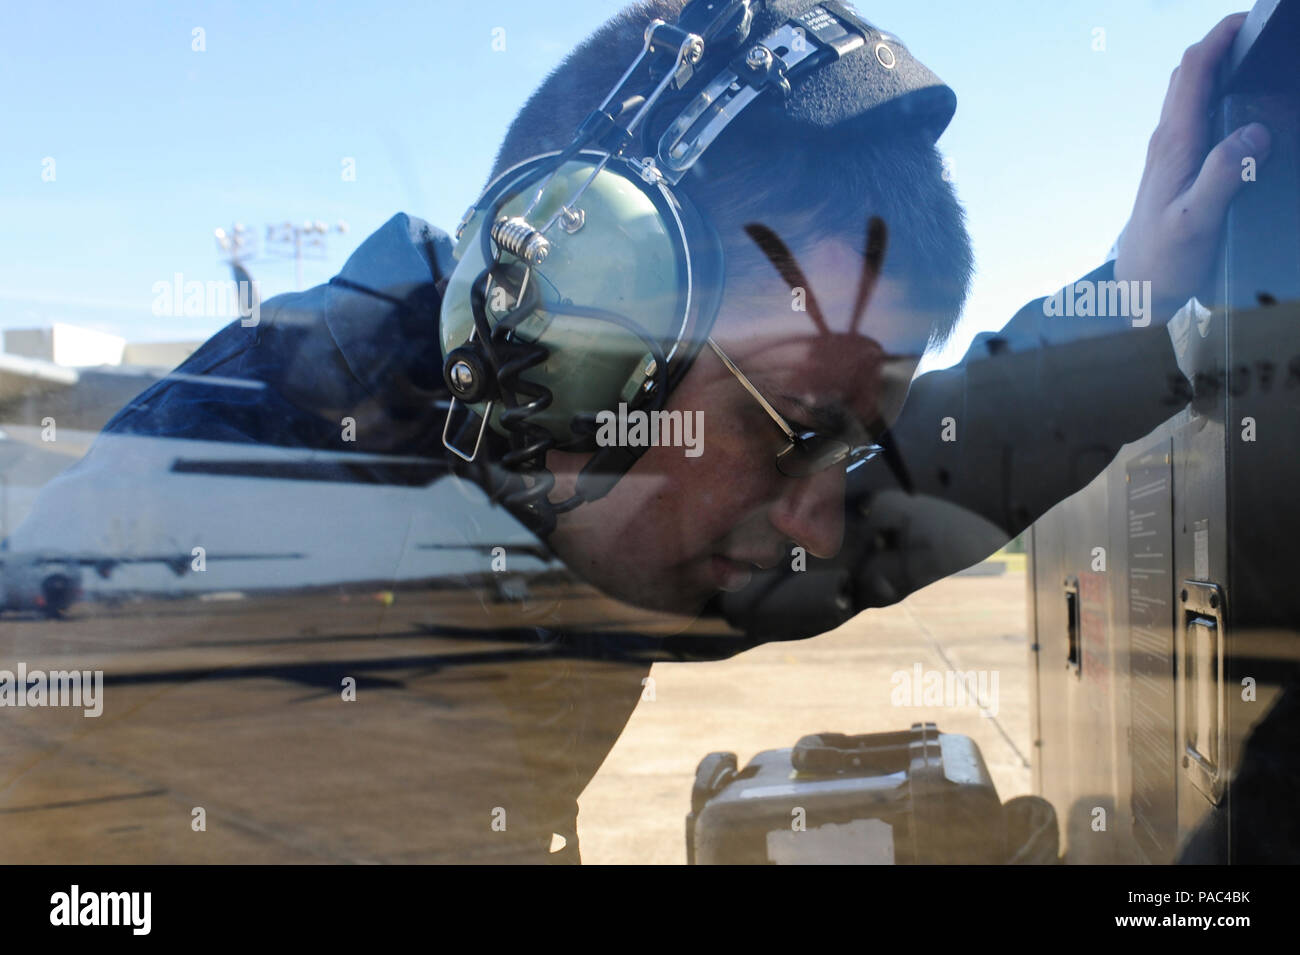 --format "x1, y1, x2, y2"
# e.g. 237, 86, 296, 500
488, 0, 894, 217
